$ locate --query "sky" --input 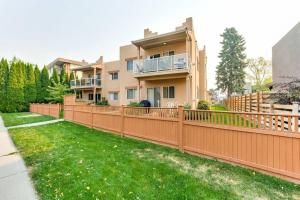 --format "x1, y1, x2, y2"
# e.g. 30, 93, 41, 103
0, 0, 300, 89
